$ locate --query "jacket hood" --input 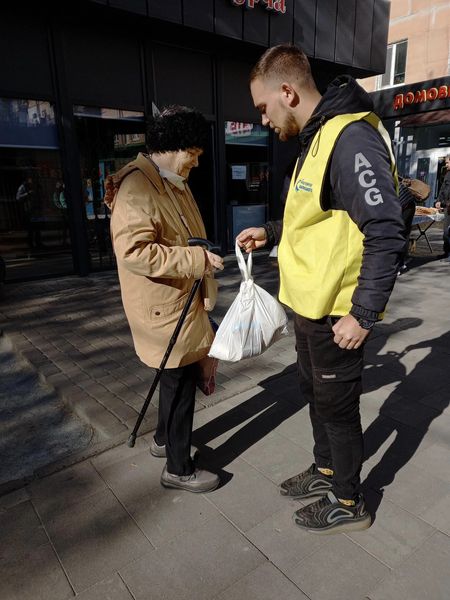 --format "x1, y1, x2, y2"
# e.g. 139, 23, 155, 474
104, 153, 164, 210
299, 75, 374, 146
